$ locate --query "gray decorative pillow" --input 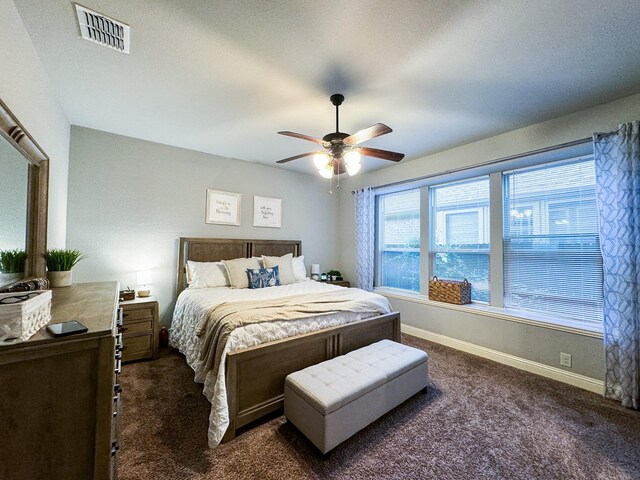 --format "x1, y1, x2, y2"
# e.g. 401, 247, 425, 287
222, 257, 261, 289
247, 266, 280, 289
262, 253, 296, 285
